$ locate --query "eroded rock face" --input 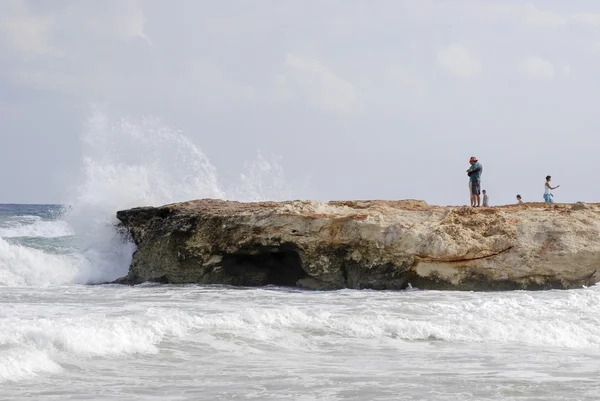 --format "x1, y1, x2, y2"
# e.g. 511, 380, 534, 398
115, 199, 600, 290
